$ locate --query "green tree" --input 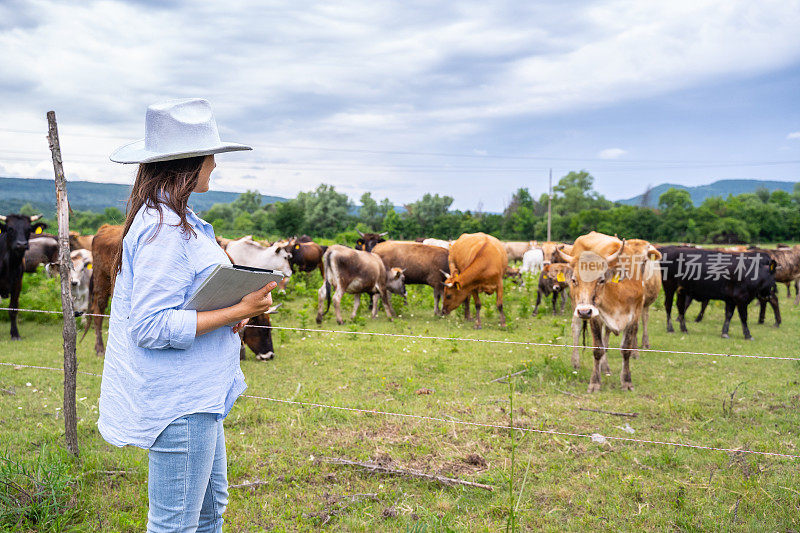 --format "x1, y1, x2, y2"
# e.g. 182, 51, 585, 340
297, 184, 352, 237
403, 193, 453, 236
273, 200, 304, 236
359, 192, 380, 229
232, 190, 262, 213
